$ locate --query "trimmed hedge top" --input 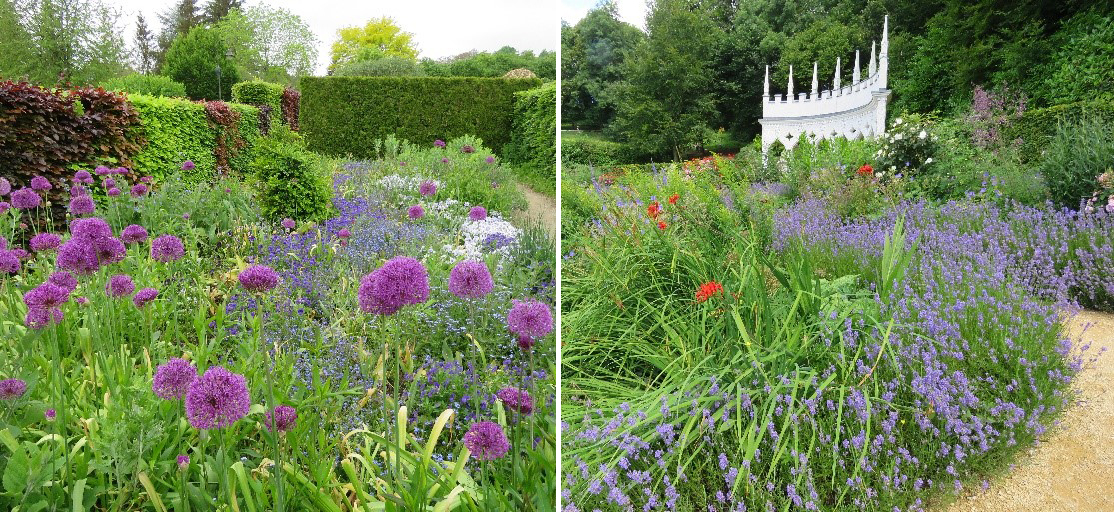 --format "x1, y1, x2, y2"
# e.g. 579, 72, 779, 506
232, 80, 283, 112
299, 76, 542, 158
1003, 99, 1114, 161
